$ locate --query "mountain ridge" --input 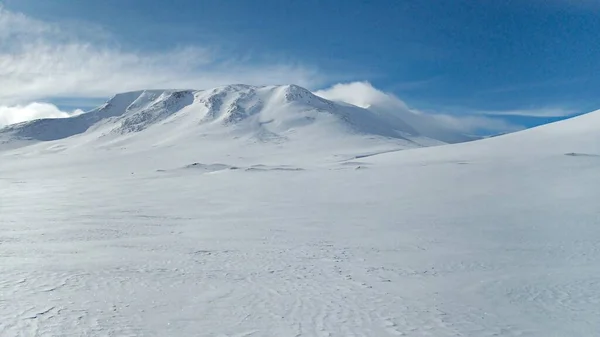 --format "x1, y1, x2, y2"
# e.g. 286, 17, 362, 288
0, 84, 473, 149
